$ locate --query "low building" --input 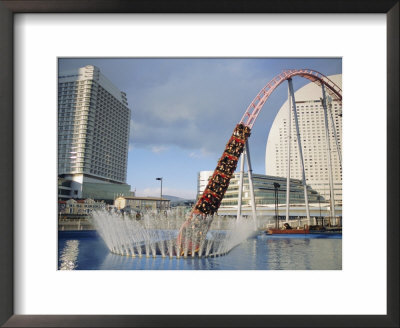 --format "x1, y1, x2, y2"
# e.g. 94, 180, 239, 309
198, 171, 322, 207
114, 196, 170, 212
197, 171, 331, 222
59, 198, 106, 215
220, 173, 322, 207
58, 177, 73, 200
58, 176, 134, 203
